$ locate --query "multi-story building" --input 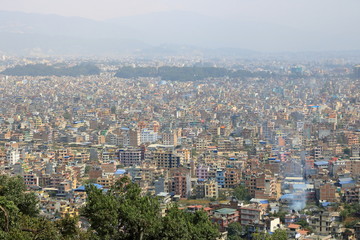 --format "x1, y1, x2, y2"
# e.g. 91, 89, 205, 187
154, 177, 167, 195
195, 179, 218, 199
224, 168, 241, 189
316, 182, 337, 202
119, 148, 143, 166
216, 169, 225, 188
153, 150, 180, 169
239, 204, 262, 226
212, 208, 239, 232
204, 179, 218, 199
196, 165, 209, 180
57, 181, 72, 196
140, 128, 158, 144
96, 175, 116, 189
5, 142, 20, 165
23, 173, 39, 188
129, 129, 140, 147
344, 186, 360, 203
161, 131, 178, 146
245, 173, 277, 199
168, 170, 191, 198
308, 211, 341, 236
